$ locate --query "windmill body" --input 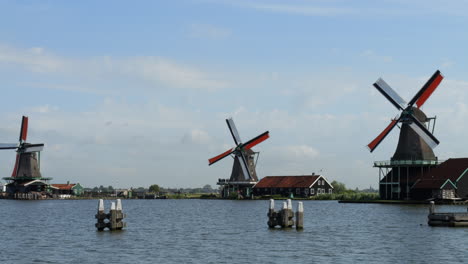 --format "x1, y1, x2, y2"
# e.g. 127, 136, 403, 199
228, 148, 259, 183
368, 71, 444, 200
1, 116, 50, 196
392, 107, 436, 161
209, 118, 269, 198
